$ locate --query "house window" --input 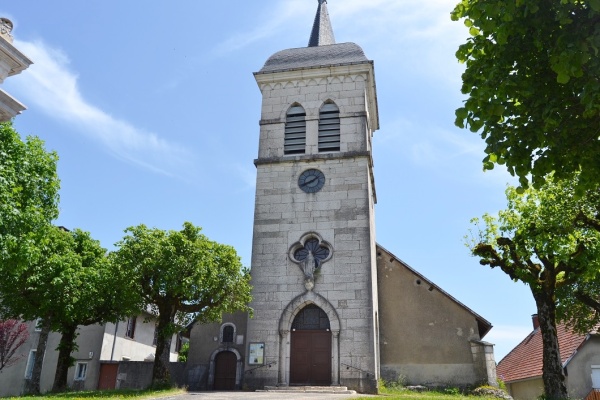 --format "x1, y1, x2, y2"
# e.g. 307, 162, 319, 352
125, 316, 136, 339
24, 350, 36, 379
223, 326, 234, 343
318, 102, 340, 152
592, 365, 600, 389
284, 105, 306, 155
220, 323, 236, 343
74, 362, 87, 381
